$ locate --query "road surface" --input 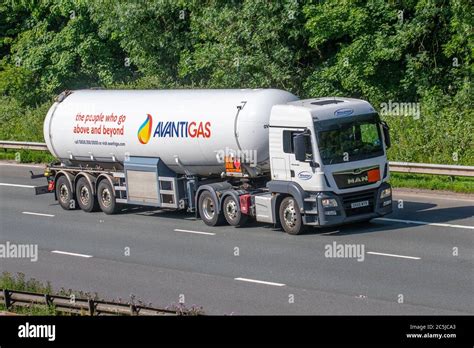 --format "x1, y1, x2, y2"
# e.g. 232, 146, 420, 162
0, 162, 473, 314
